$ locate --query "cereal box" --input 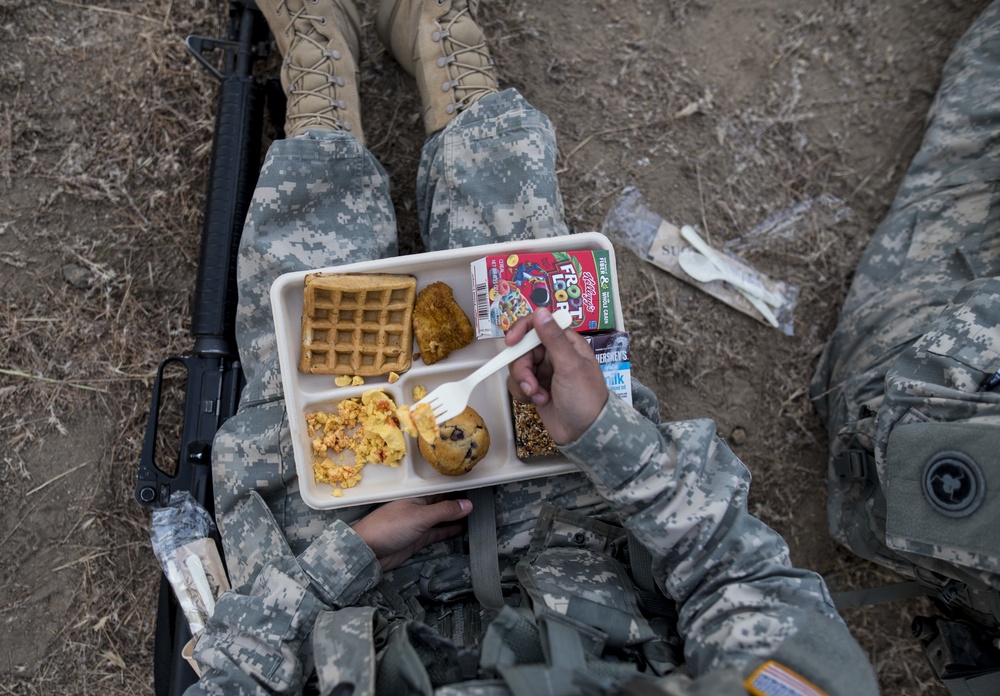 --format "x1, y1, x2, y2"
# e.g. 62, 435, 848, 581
470, 250, 616, 338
